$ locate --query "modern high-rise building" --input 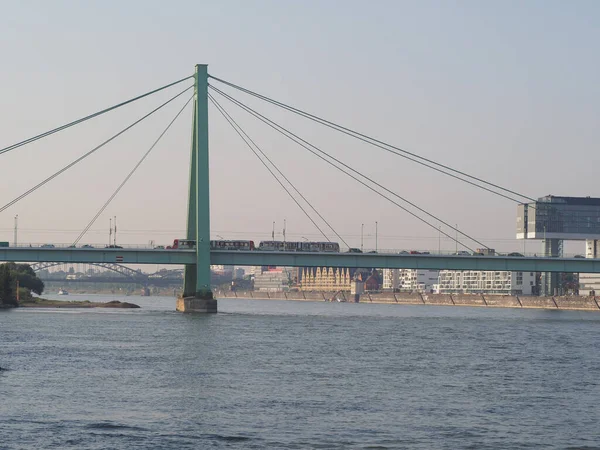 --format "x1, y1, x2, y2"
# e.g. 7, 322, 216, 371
517, 195, 600, 295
